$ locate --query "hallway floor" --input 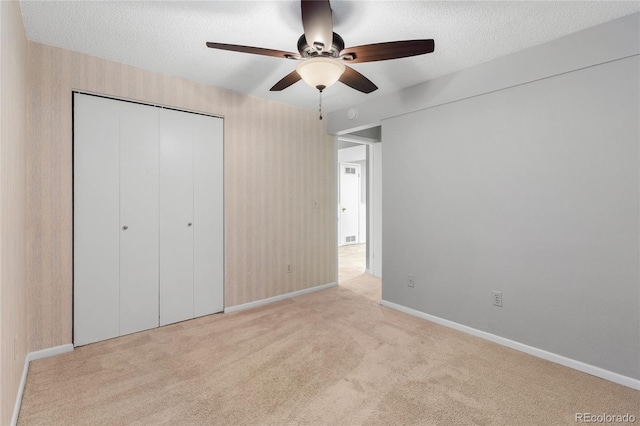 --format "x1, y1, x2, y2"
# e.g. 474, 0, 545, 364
338, 243, 381, 302
338, 243, 366, 282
